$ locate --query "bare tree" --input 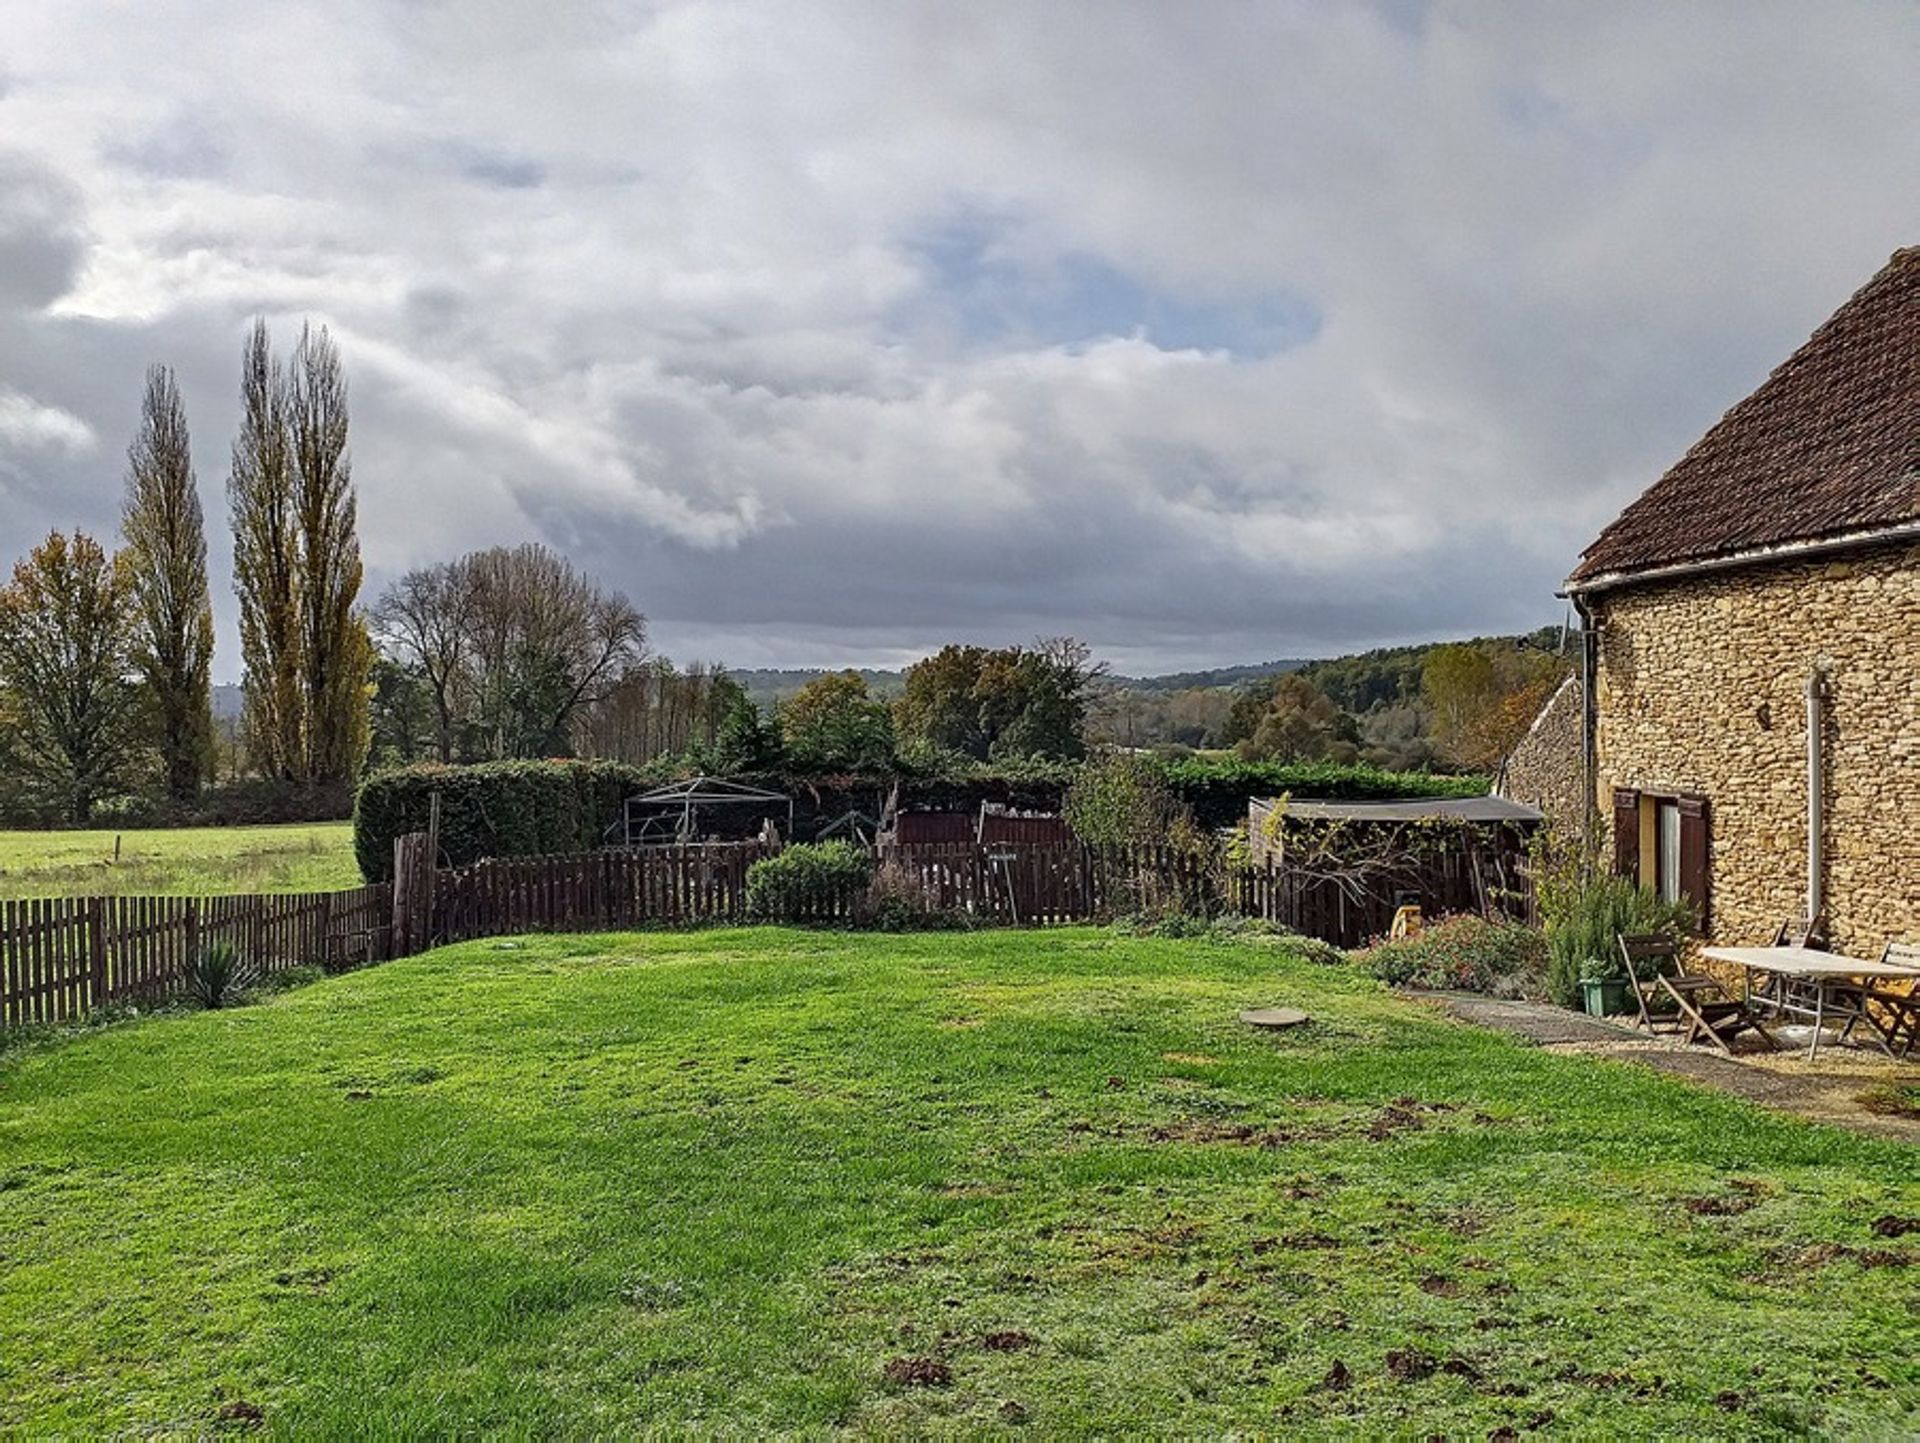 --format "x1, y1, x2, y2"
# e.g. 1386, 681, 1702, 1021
121, 364, 214, 801
376, 543, 647, 760
575, 658, 734, 764
372, 559, 477, 762
463, 543, 646, 757
229, 320, 303, 780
